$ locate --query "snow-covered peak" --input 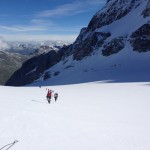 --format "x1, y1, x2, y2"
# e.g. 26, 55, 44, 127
4, 40, 70, 55
88, 0, 146, 32
42, 40, 70, 47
